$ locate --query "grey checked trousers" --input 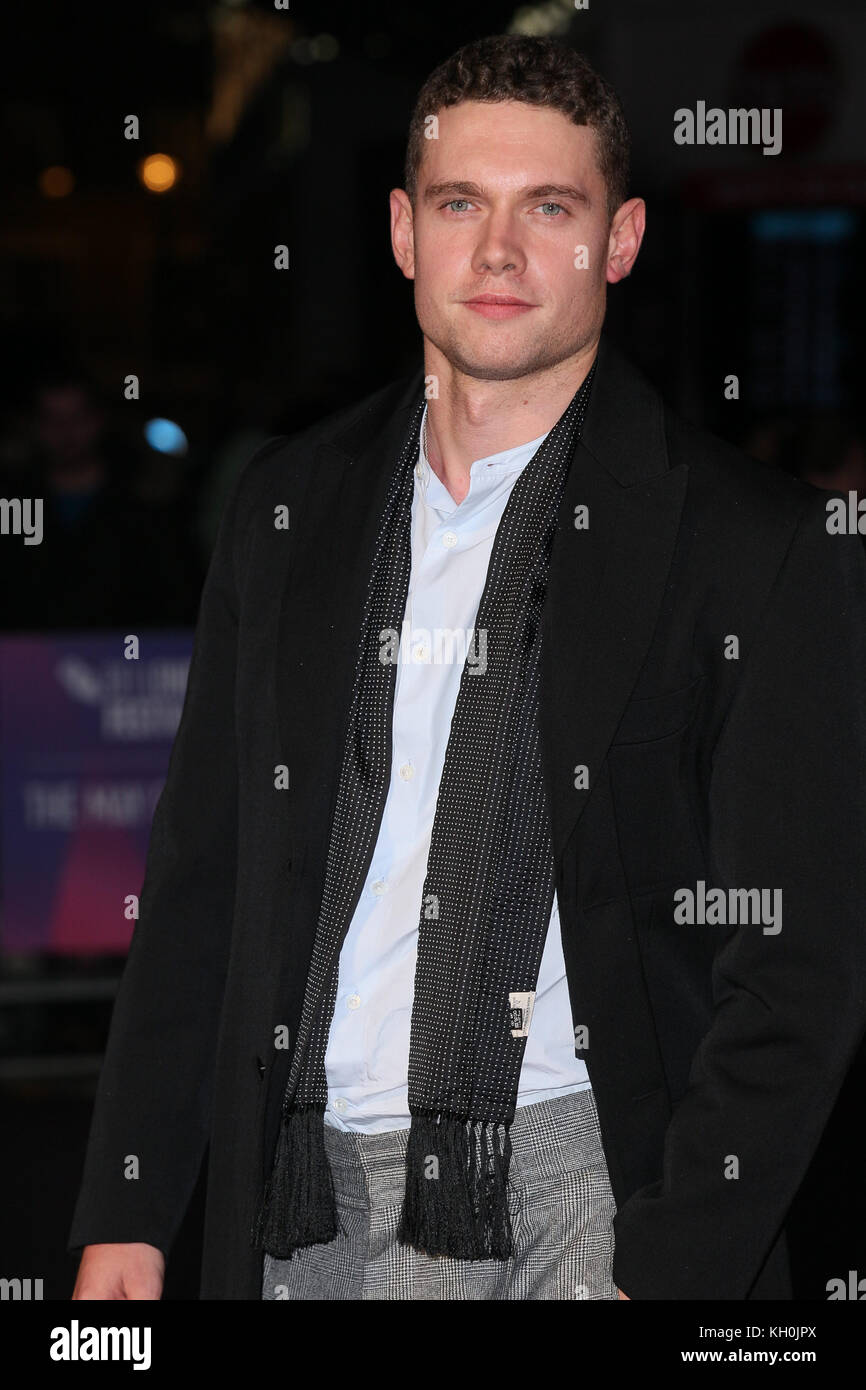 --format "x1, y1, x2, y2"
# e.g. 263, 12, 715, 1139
261, 1087, 619, 1300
